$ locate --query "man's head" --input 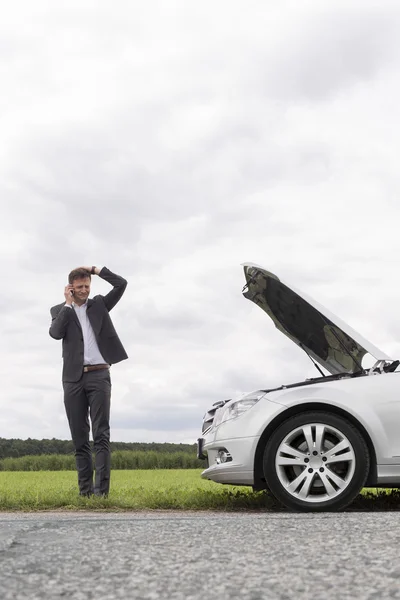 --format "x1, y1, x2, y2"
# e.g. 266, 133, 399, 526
68, 268, 91, 305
